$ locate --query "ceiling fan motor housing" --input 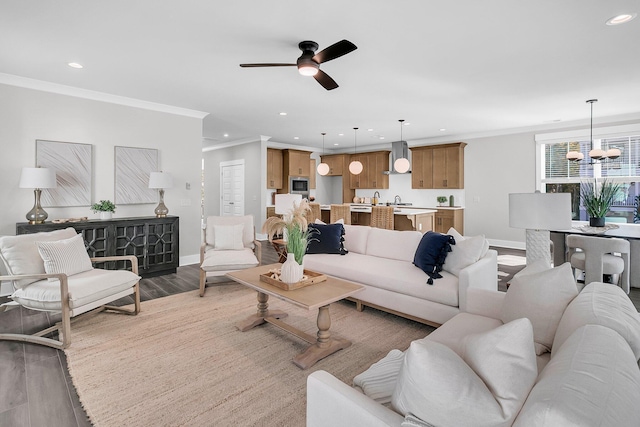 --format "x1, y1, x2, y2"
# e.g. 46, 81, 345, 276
297, 41, 320, 73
